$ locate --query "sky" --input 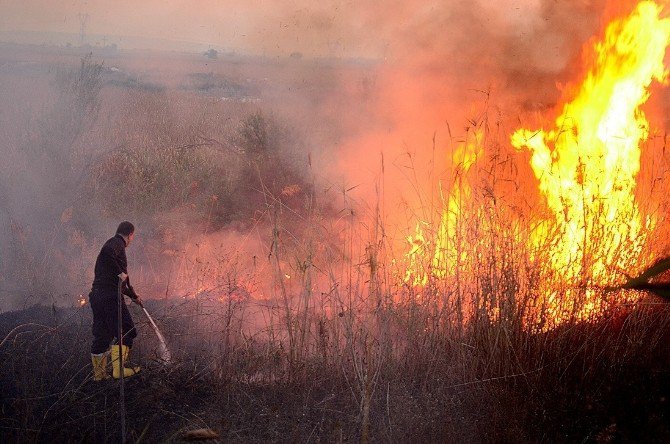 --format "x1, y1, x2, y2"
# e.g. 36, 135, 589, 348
0, 0, 574, 57
0, 0, 388, 56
